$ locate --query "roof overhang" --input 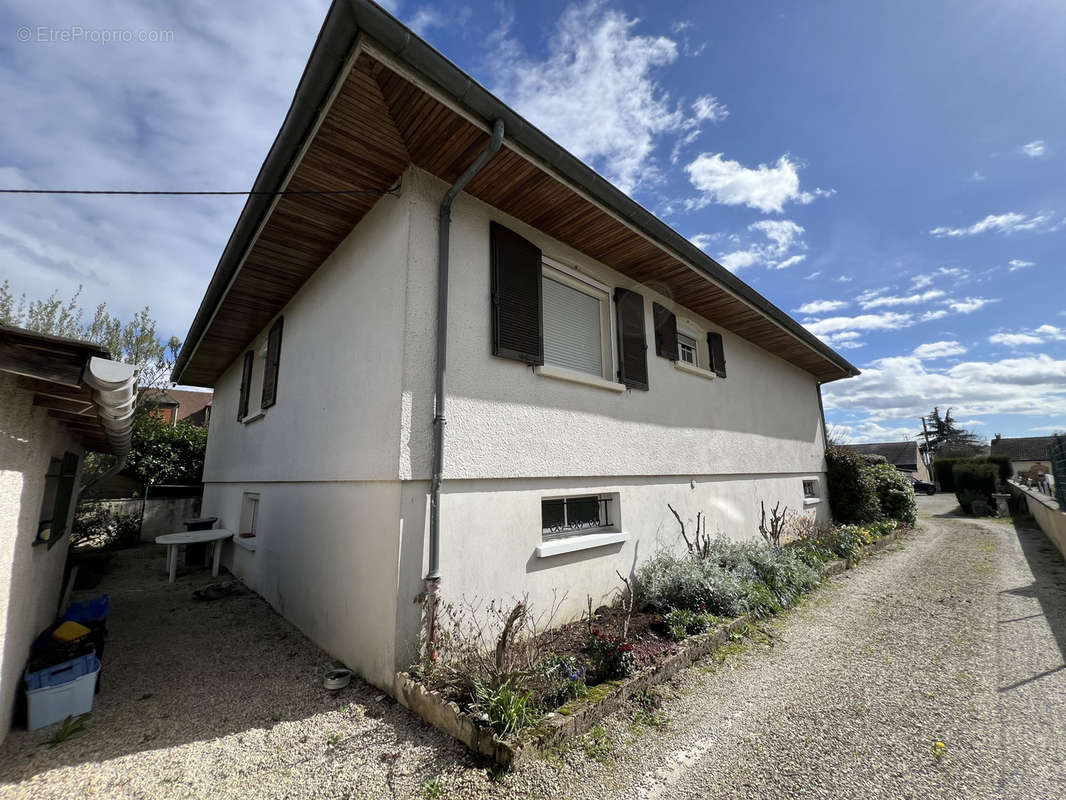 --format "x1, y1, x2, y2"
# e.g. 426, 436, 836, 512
174, 0, 860, 386
0, 325, 138, 456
